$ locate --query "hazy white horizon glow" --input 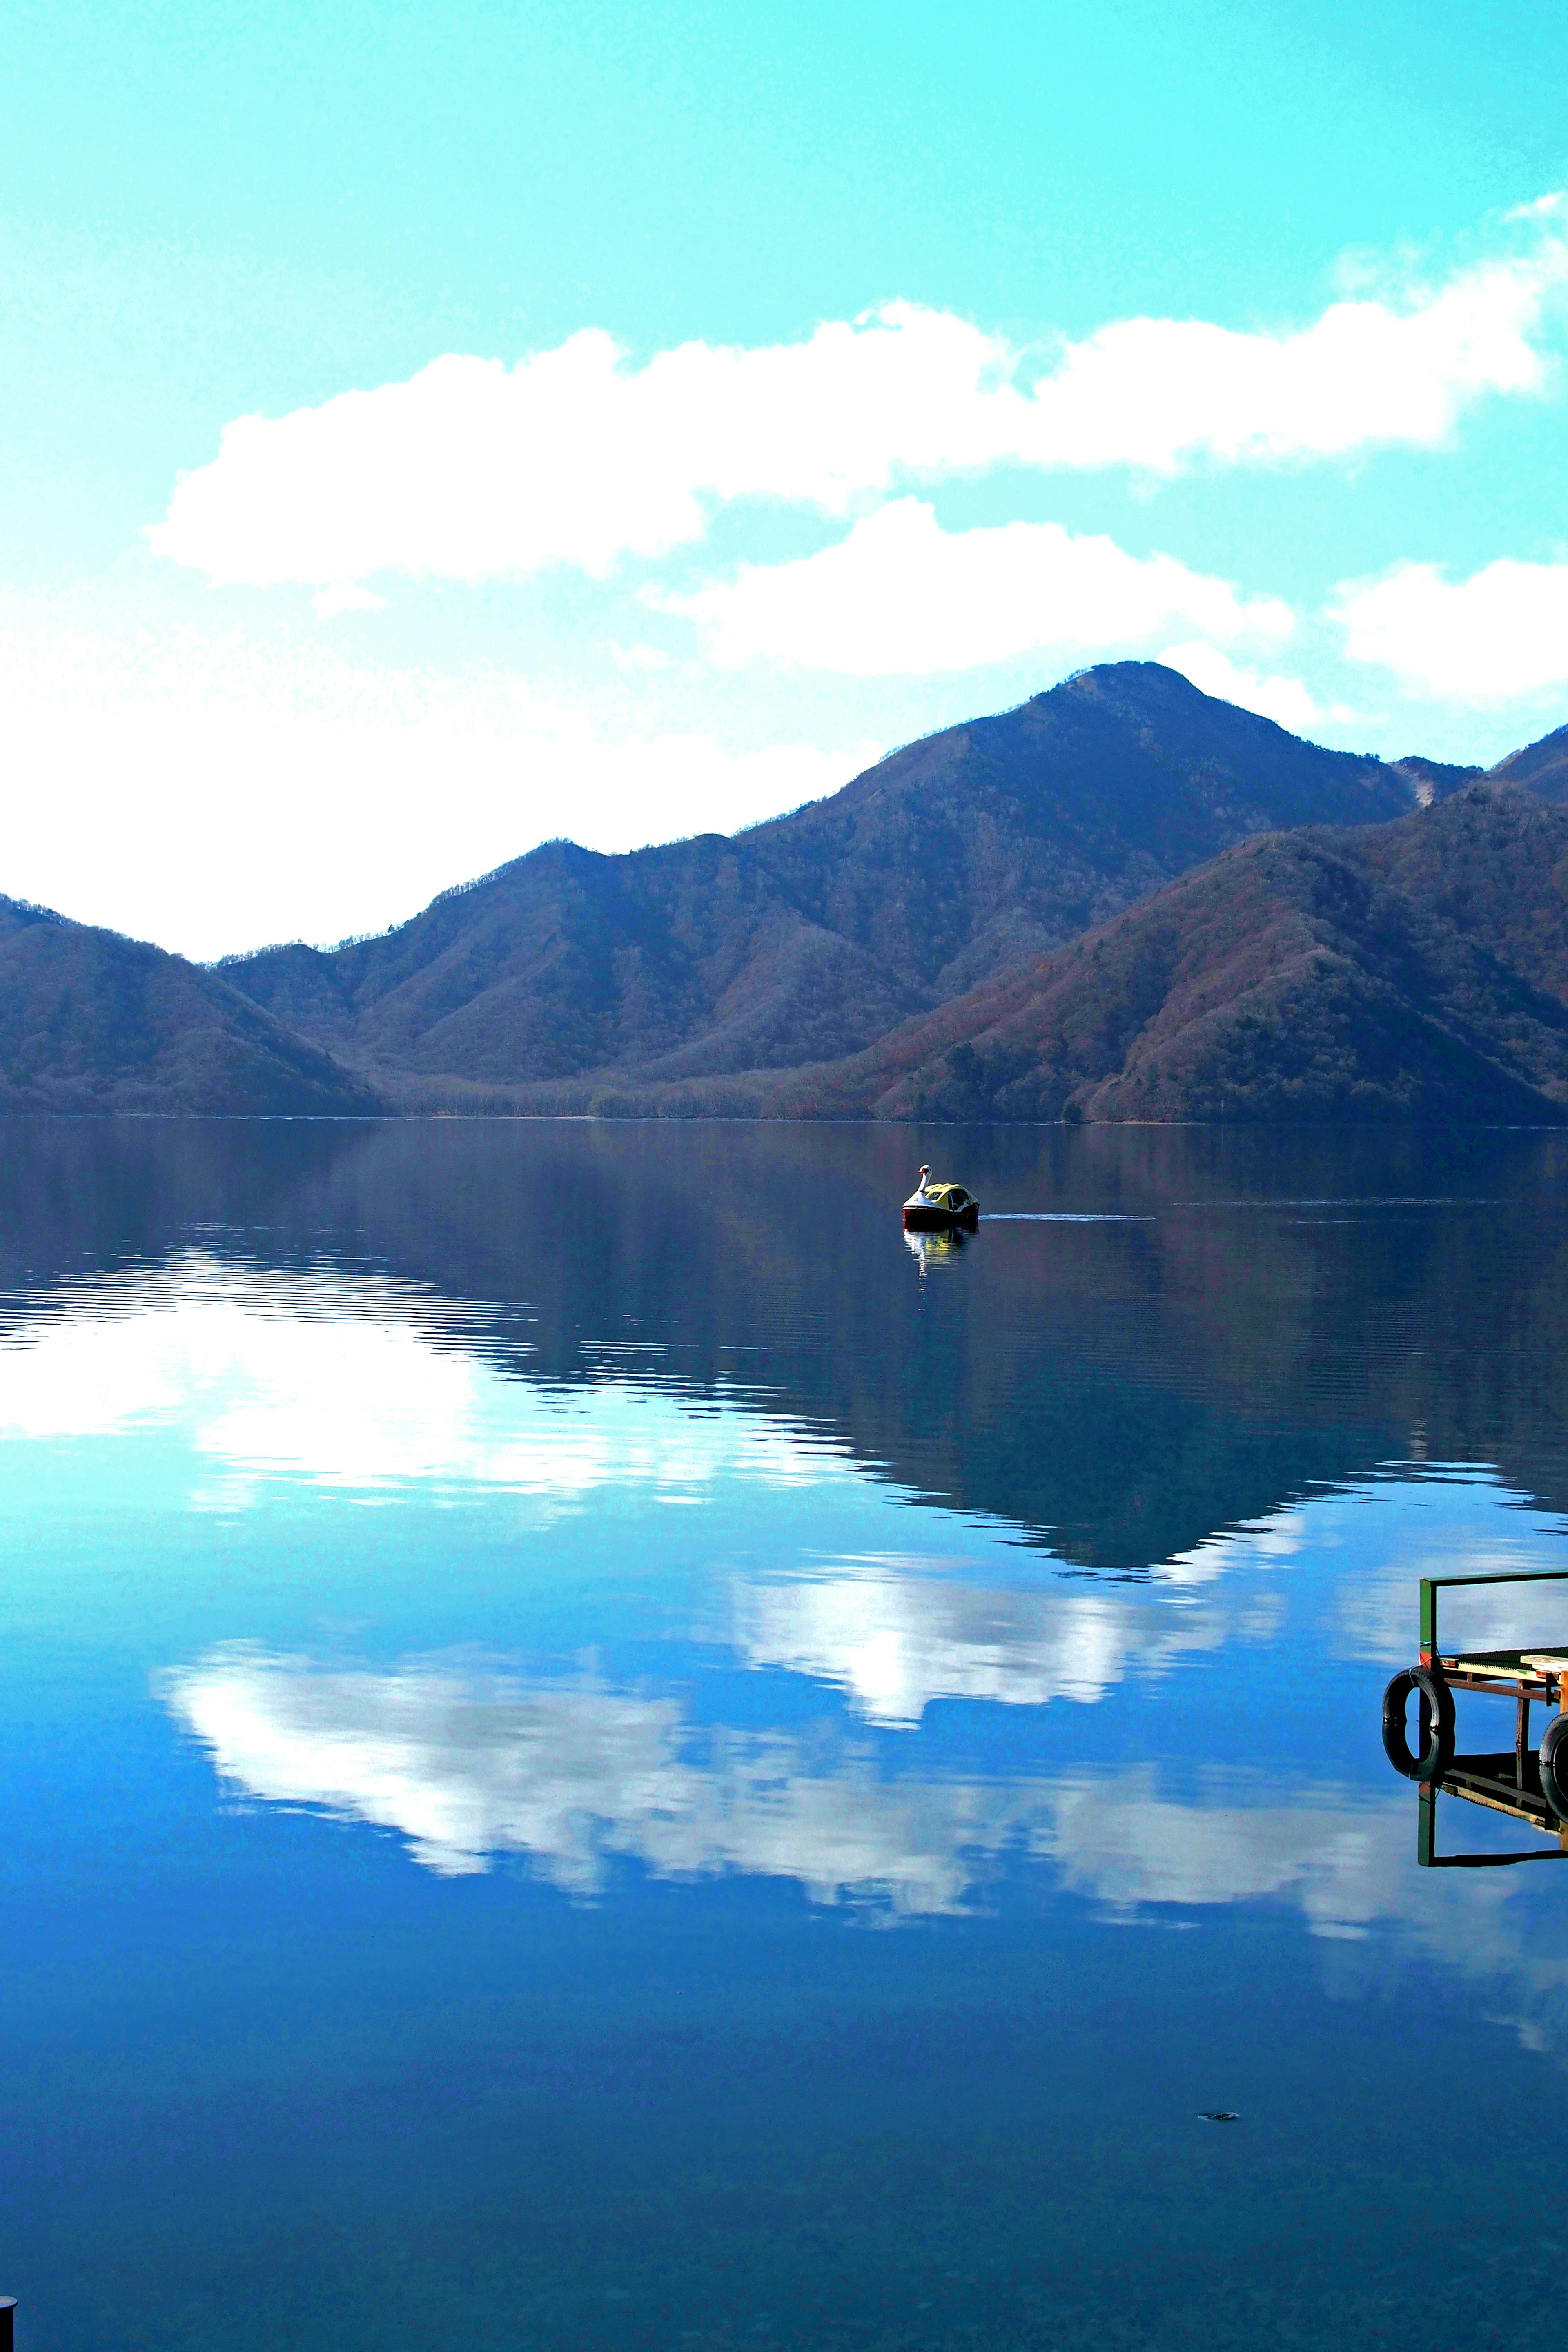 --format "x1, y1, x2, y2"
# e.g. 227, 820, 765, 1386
0, 618, 878, 957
